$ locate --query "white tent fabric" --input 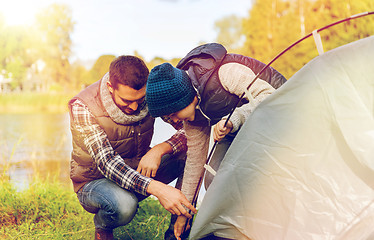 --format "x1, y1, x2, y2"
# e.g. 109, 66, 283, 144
189, 35, 374, 240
